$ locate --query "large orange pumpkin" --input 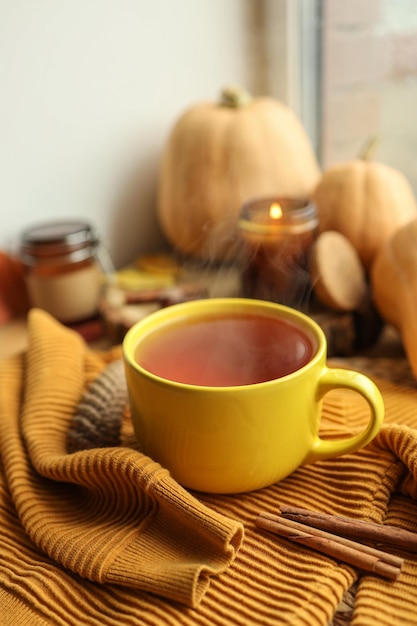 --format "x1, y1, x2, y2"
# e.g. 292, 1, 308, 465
157, 87, 321, 260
